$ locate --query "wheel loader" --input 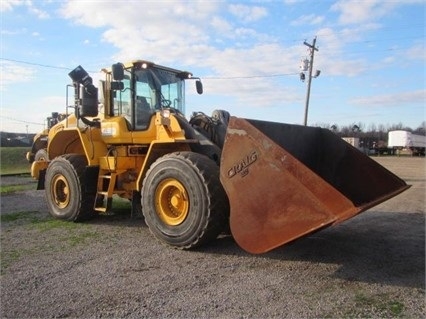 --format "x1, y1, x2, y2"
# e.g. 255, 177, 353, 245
26, 112, 68, 163
28, 60, 409, 254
